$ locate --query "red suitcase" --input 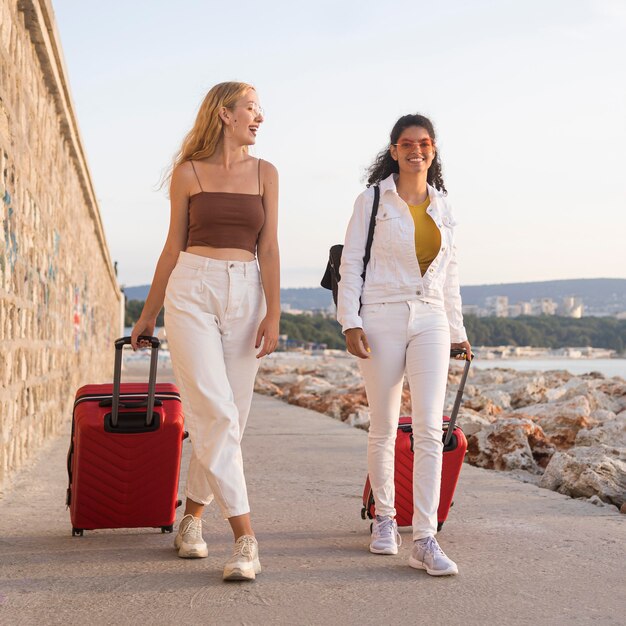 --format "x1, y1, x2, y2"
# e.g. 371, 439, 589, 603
66, 336, 185, 536
361, 349, 471, 531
